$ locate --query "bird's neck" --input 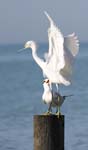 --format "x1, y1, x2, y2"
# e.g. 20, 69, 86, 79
32, 47, 45, 69
43, 84, 51, 92
31, 44, 37, 53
